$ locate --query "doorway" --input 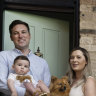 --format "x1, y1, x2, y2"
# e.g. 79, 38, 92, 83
3, 10, 69, 77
